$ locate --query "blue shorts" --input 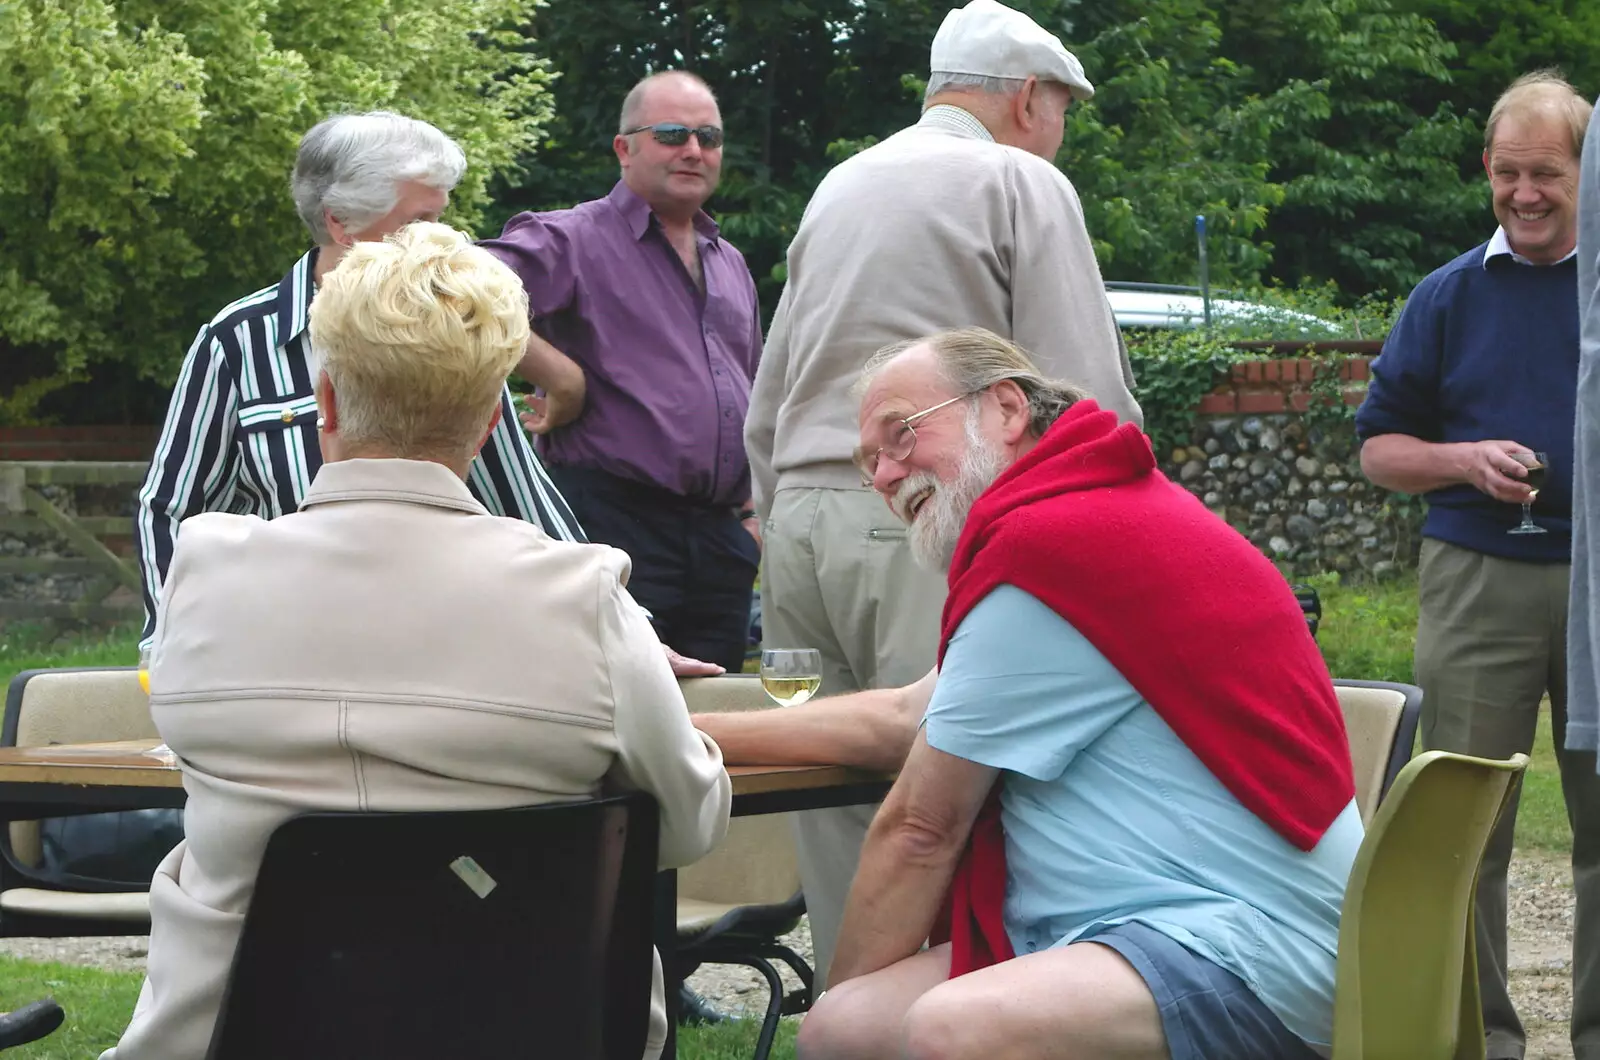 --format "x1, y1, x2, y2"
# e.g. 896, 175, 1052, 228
1082, 921, 1324, 1060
